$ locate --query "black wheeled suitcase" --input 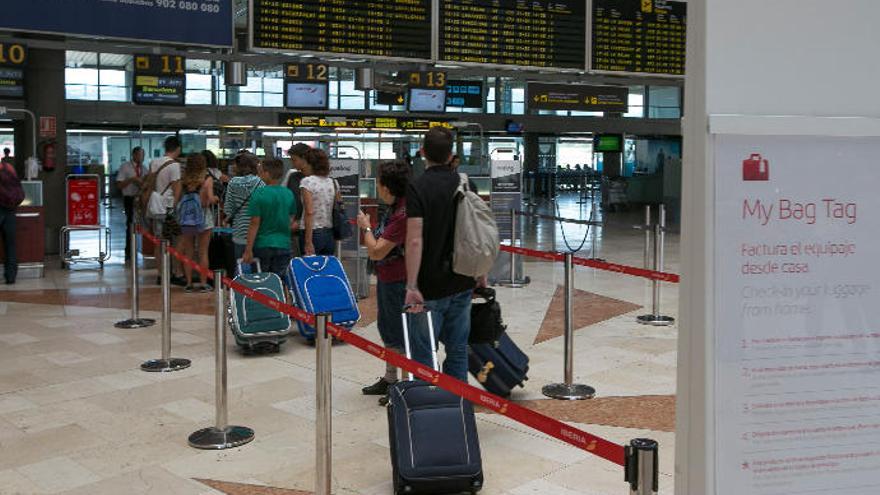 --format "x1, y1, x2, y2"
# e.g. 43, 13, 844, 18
467, 333, 529, 398
387, 311, 484, 495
